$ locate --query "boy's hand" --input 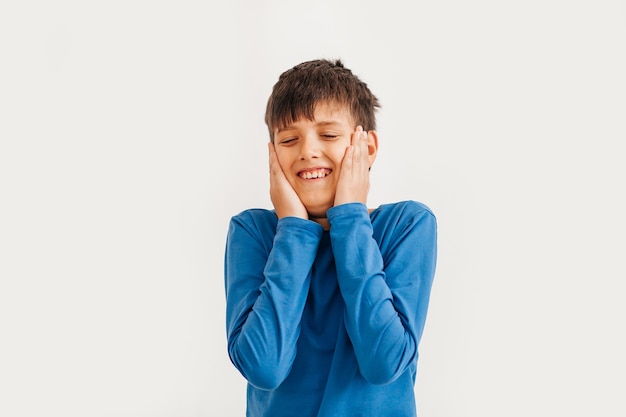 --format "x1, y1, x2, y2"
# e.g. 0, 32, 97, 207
334, 126, 370, 207
268, 142, 308, 220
